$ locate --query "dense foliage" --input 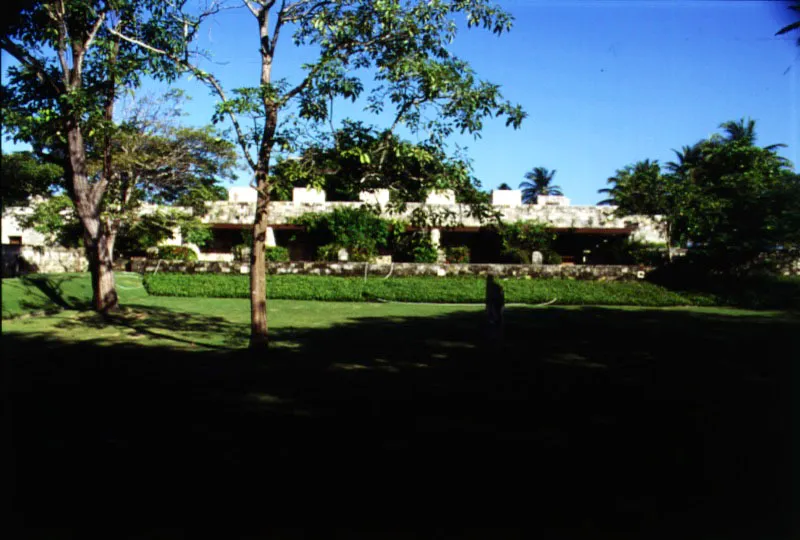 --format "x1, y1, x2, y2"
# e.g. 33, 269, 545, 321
272, 121, 488, 206
444, 246, 471, 264
152, 246, 198, 262
494, 221, 558, 263
599, 119, 800, 272
265, 246, 291, 263
0, 152, 63, 210
291, 206, 393, 262
18, 194, 84, 248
